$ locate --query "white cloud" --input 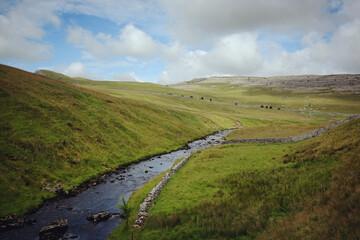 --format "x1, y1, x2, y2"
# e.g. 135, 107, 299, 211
0, 0, 61, 61
204, 33, 263, 74
259, 18, 360, 76
61, 62, 102, 80
2, 0, 360, 83
158, 33, 263, 84
111, 72, 140, 81
67, 24, 159, 59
